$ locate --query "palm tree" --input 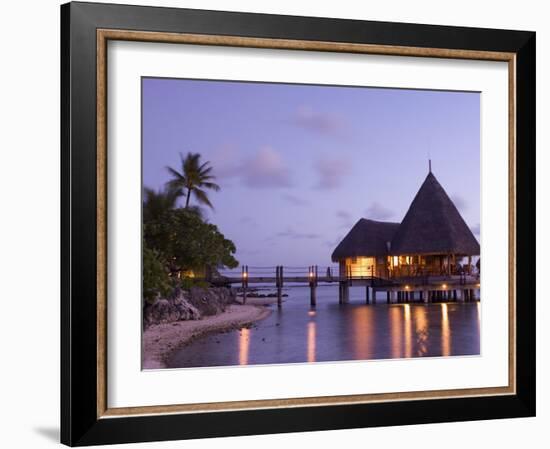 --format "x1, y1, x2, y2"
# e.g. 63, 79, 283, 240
143, 186, 179, 223
166, 152, 220, 210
